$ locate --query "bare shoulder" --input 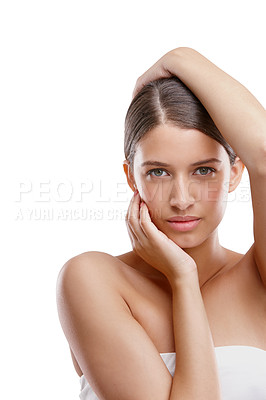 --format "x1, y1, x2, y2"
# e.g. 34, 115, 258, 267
57, 251, 124, 291
209, 244, 264, 292
59, 250, 120, 271
56, 251, 173, 399
56, 250, 130, 332
232, 243, 264, 280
